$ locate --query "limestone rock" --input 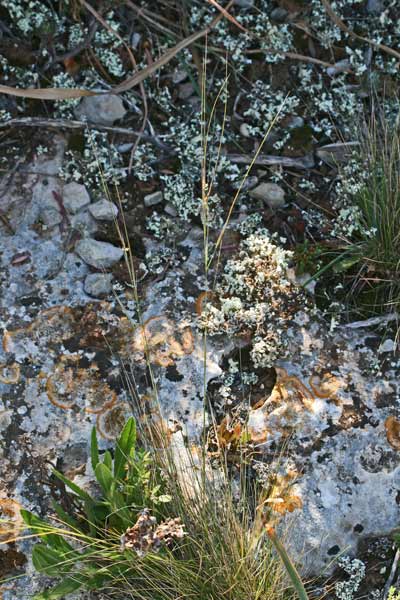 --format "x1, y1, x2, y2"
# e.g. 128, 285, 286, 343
165, 203, 178, 217
75, 95, 126, 126
239, 123, 251, 138
378, 339, 396, 353
249, 182, 285, 209
75, 238, 123, 269
63, 182, 90, 214
144, 191, 163, 207
84, 273, 113, 297
234, 0, 254, 6
88, 199, 118, 221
